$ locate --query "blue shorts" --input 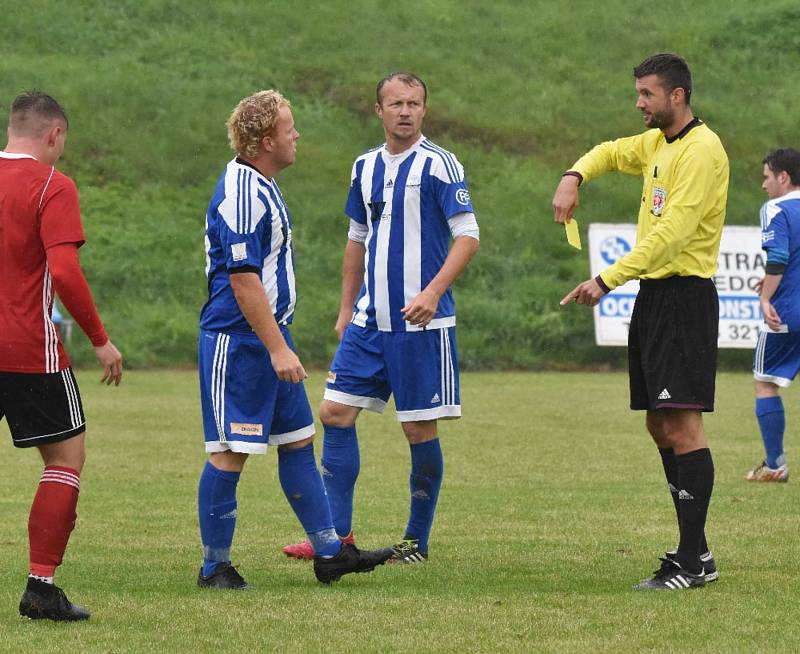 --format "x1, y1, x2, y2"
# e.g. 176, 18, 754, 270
323, 324, 460, 422
199, 328, 314, 454
753, 328, 800, 388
